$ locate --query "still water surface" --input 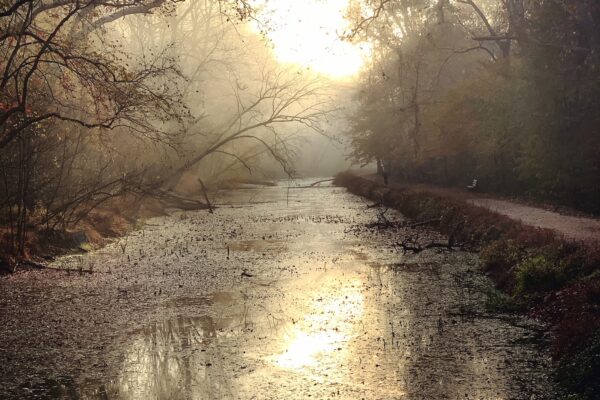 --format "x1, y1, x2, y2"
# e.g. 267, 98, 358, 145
0, 181, 553, 399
